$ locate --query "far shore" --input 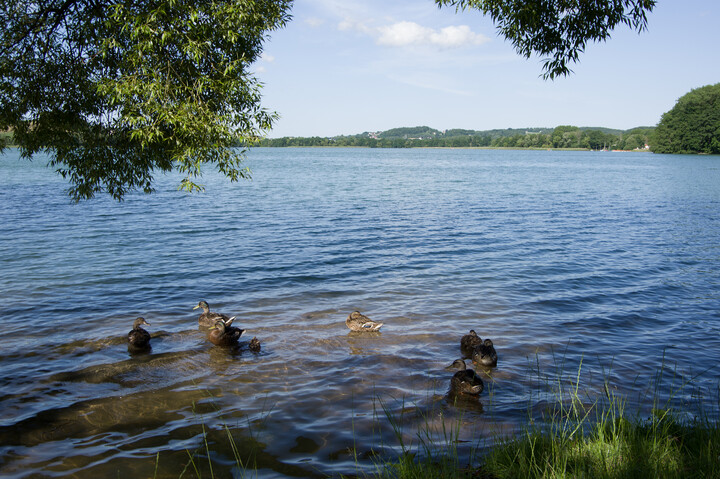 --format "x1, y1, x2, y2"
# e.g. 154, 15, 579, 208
252, 144, 654, 153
